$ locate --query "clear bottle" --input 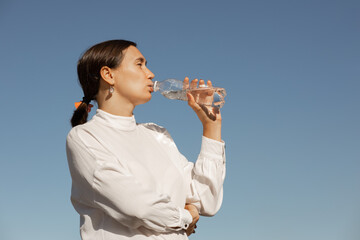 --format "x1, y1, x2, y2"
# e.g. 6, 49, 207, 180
153, 78, 226, 108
